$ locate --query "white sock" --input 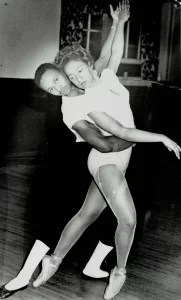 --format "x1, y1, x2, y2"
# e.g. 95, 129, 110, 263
5, 240, 50, 290
83, 241, 113, 278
